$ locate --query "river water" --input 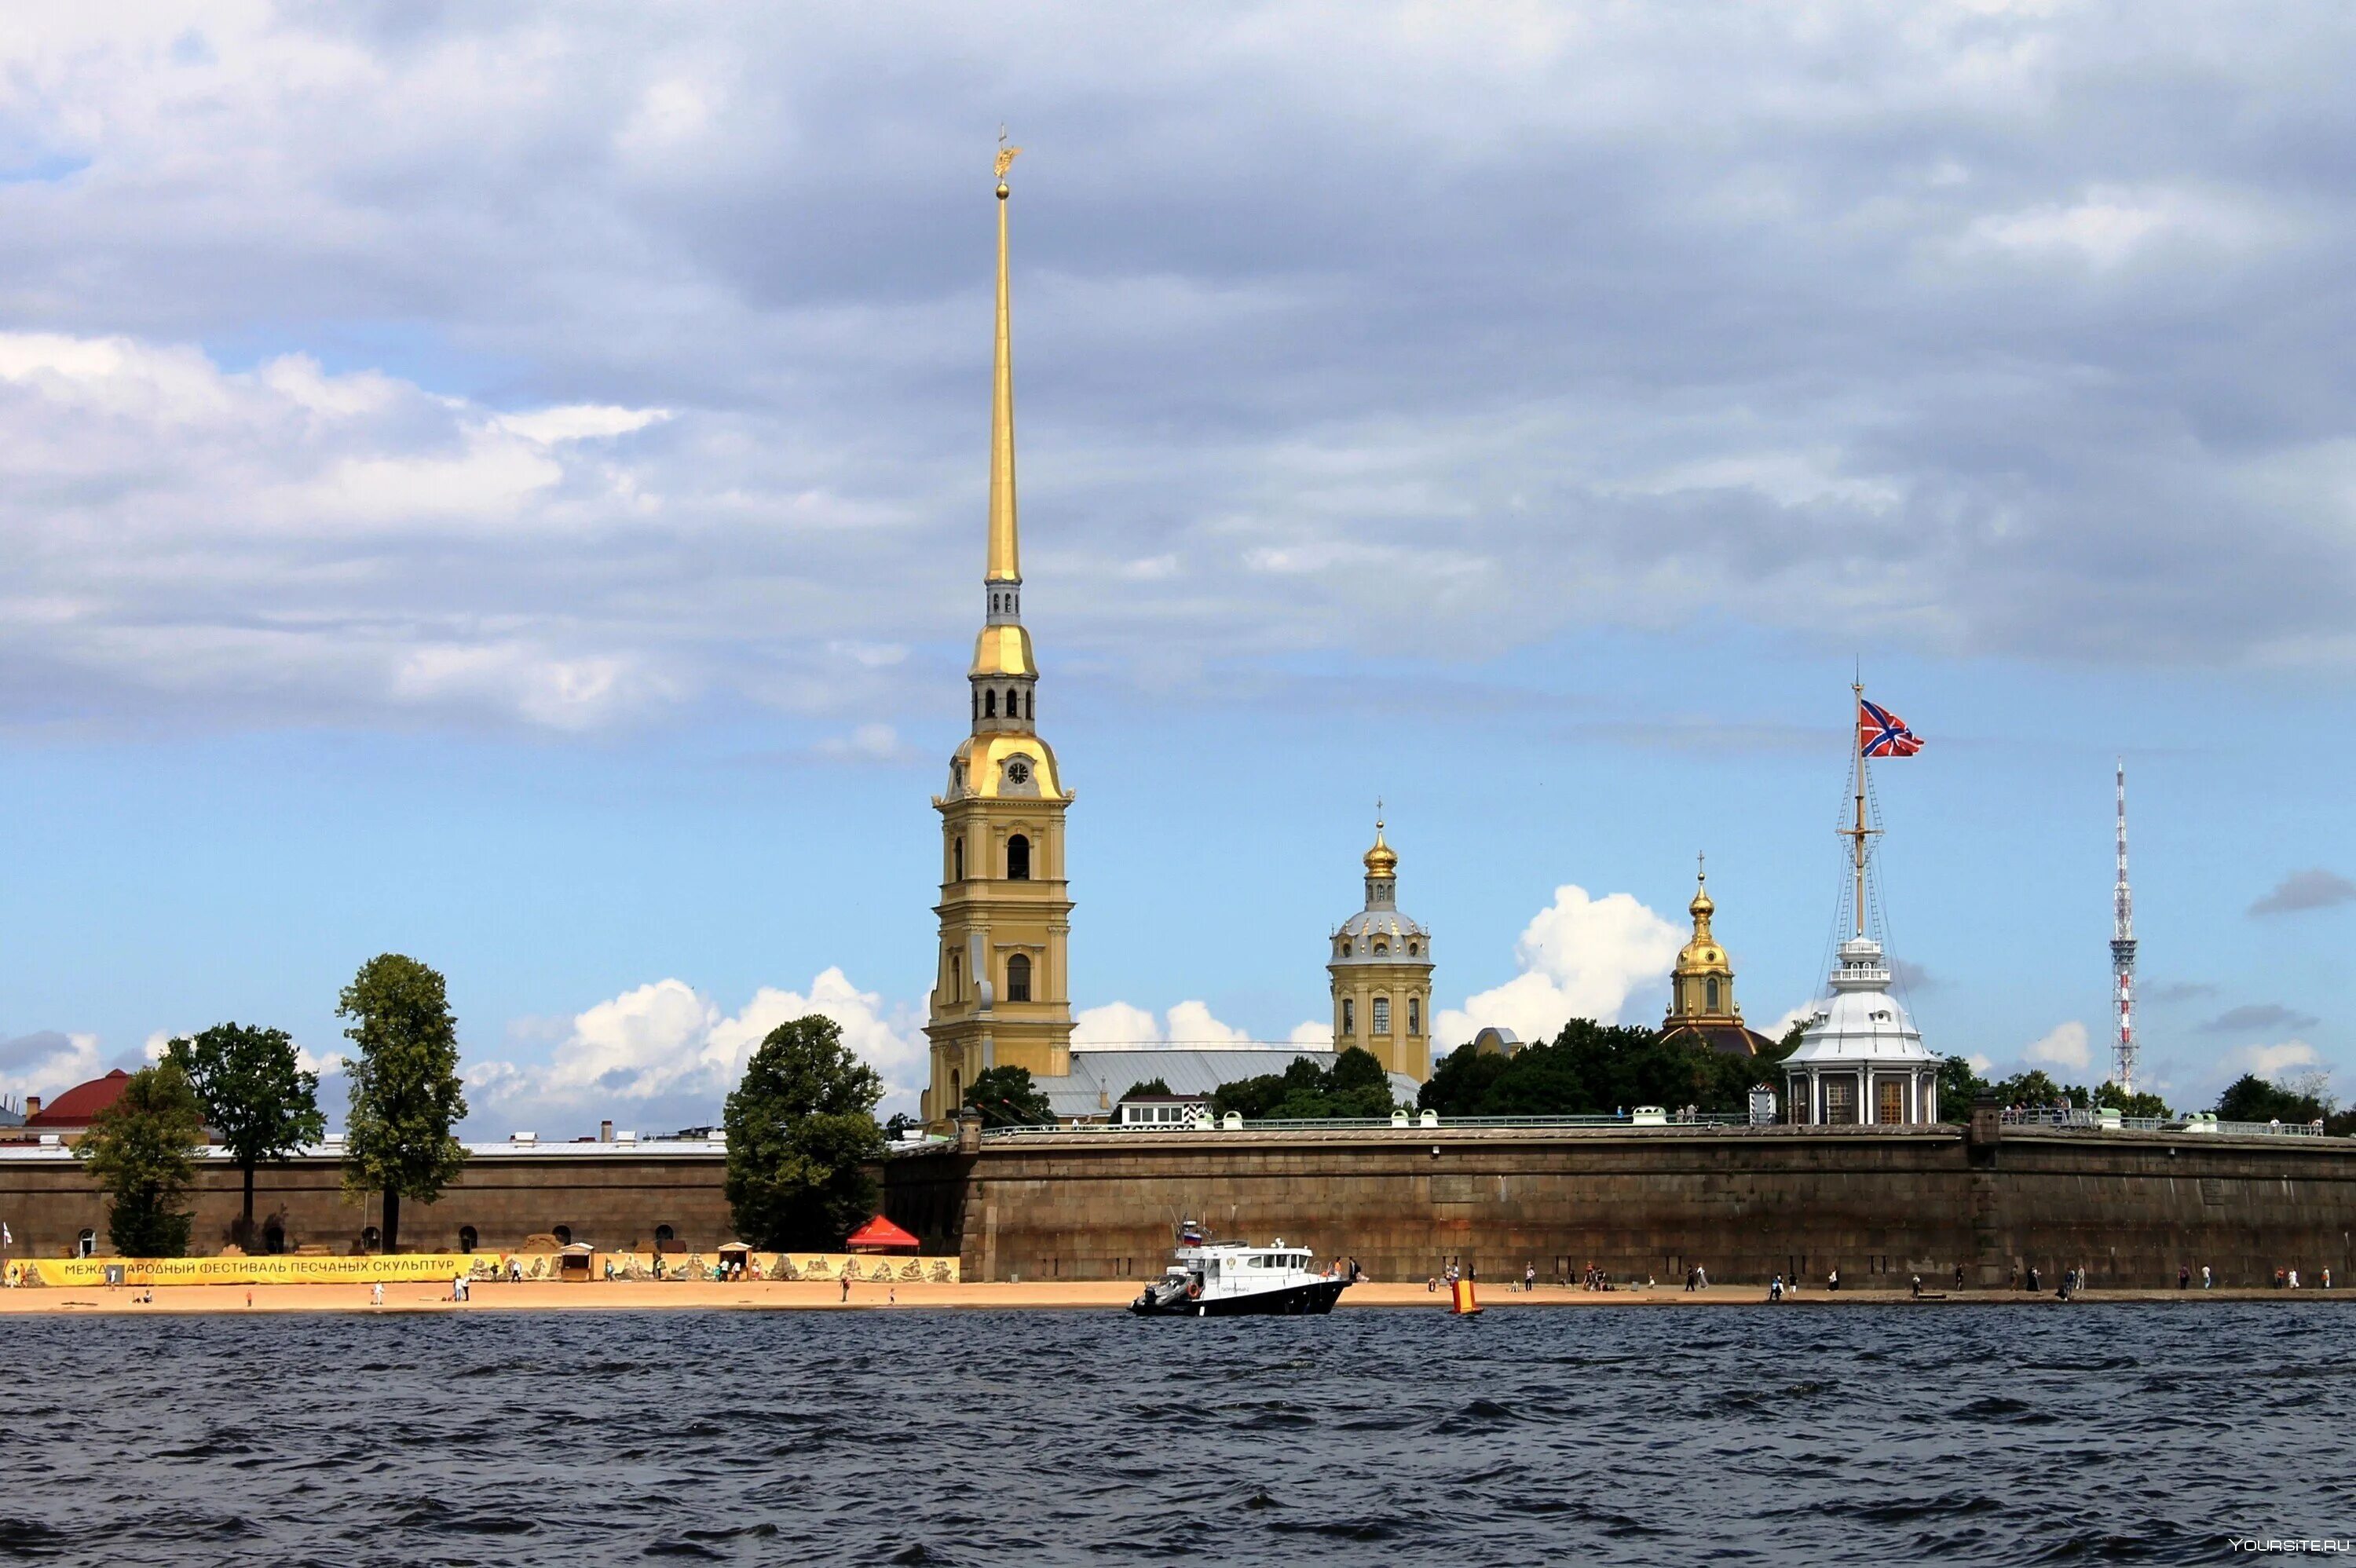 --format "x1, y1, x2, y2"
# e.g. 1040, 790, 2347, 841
2, 1302, 2347, 1565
